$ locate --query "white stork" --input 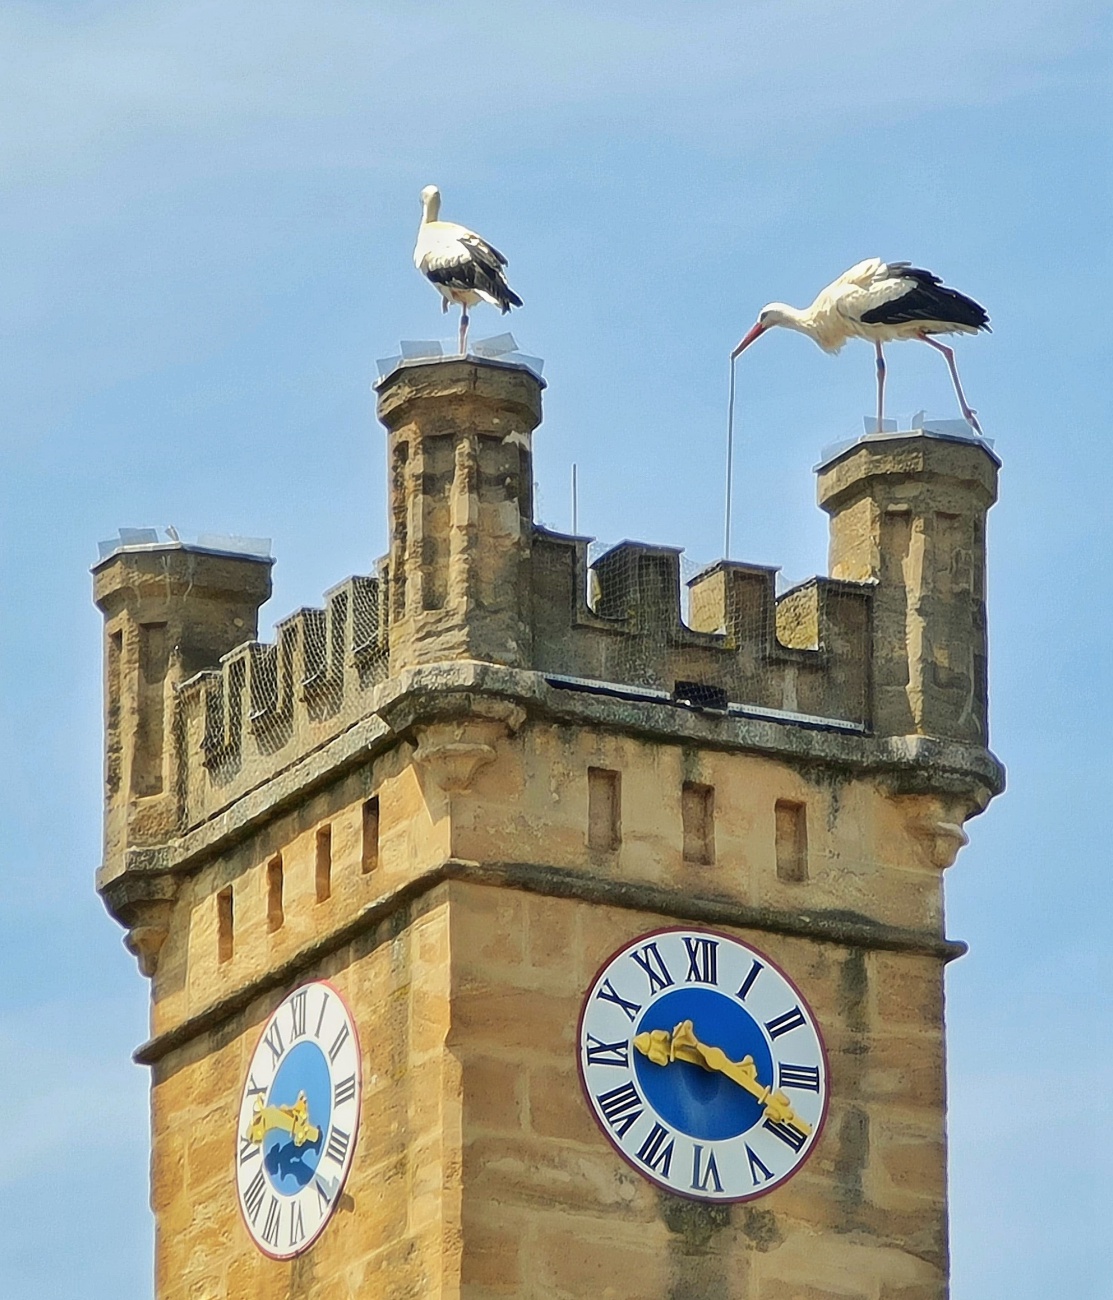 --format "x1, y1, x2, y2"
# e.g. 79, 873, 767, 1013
413, 185, 523, 355
732, 259, 990, 434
